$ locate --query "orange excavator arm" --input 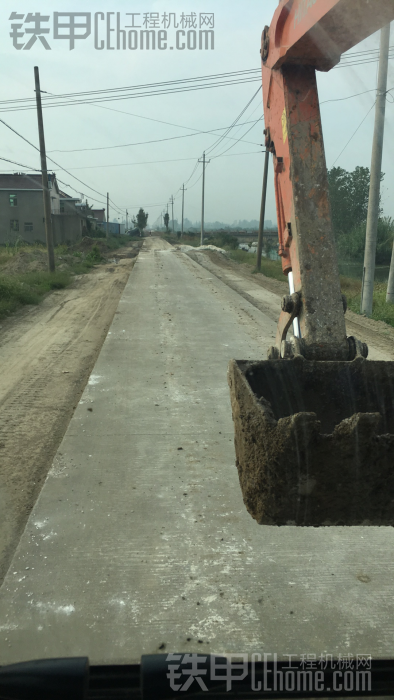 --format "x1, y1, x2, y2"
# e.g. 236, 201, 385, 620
228, 1, 394, 526
264, 0, 394, 71
262, 0, 394, 361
